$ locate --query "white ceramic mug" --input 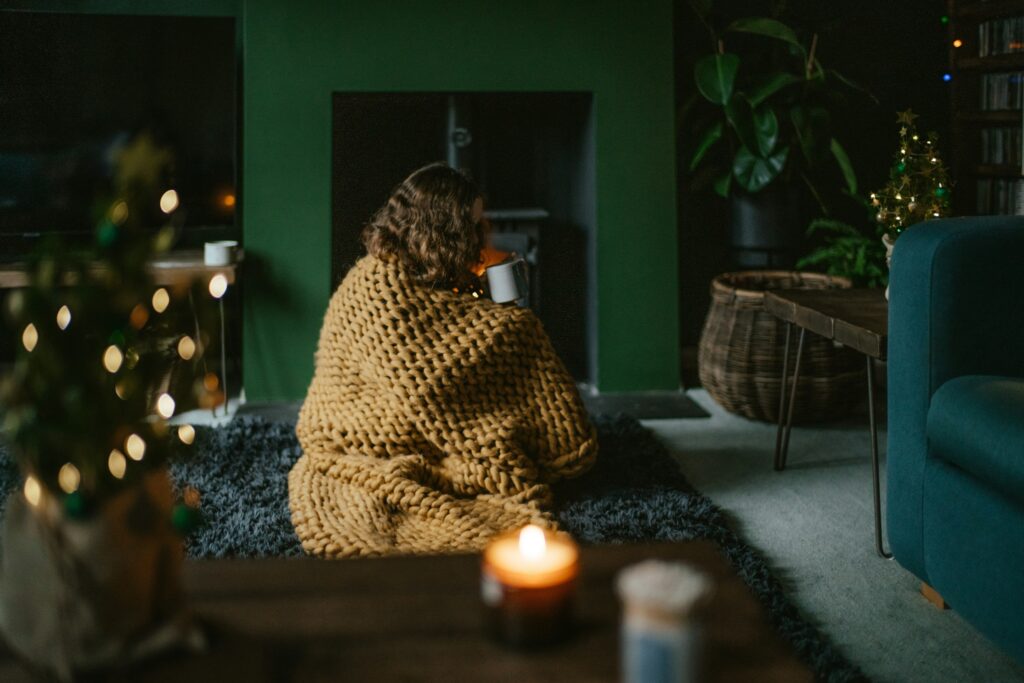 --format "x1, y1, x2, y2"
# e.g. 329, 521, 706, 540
486, 257, 529, 306
204, 240, 239, 266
